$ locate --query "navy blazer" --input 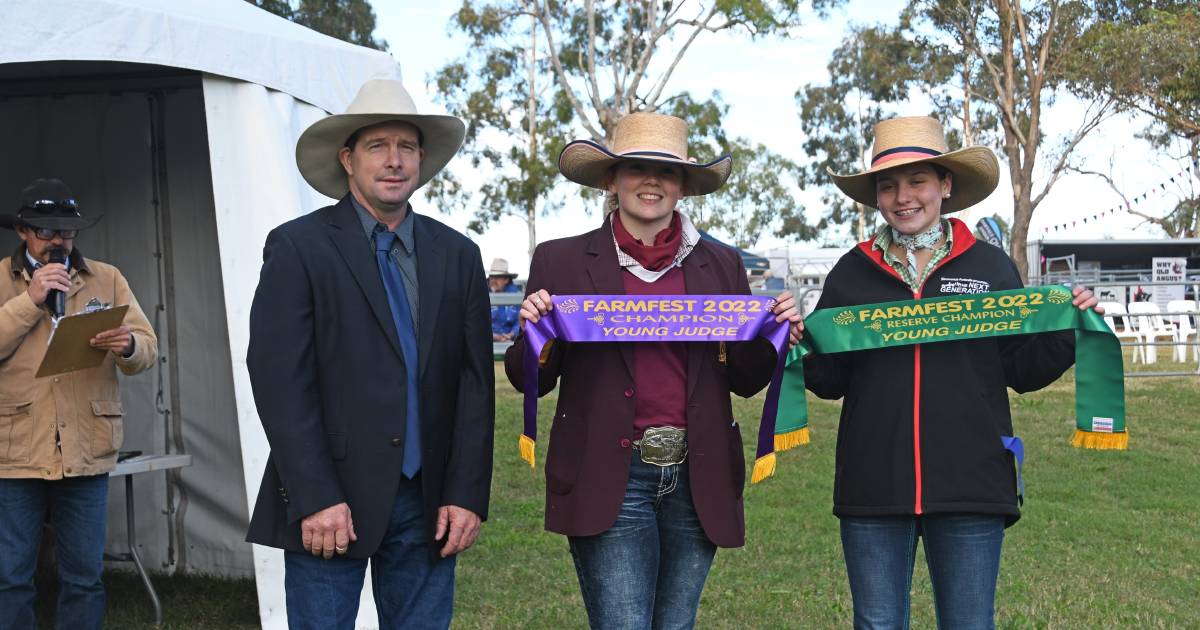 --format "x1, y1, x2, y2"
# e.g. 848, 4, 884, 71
245, 196, 495, 558
504, 221, 777, 547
